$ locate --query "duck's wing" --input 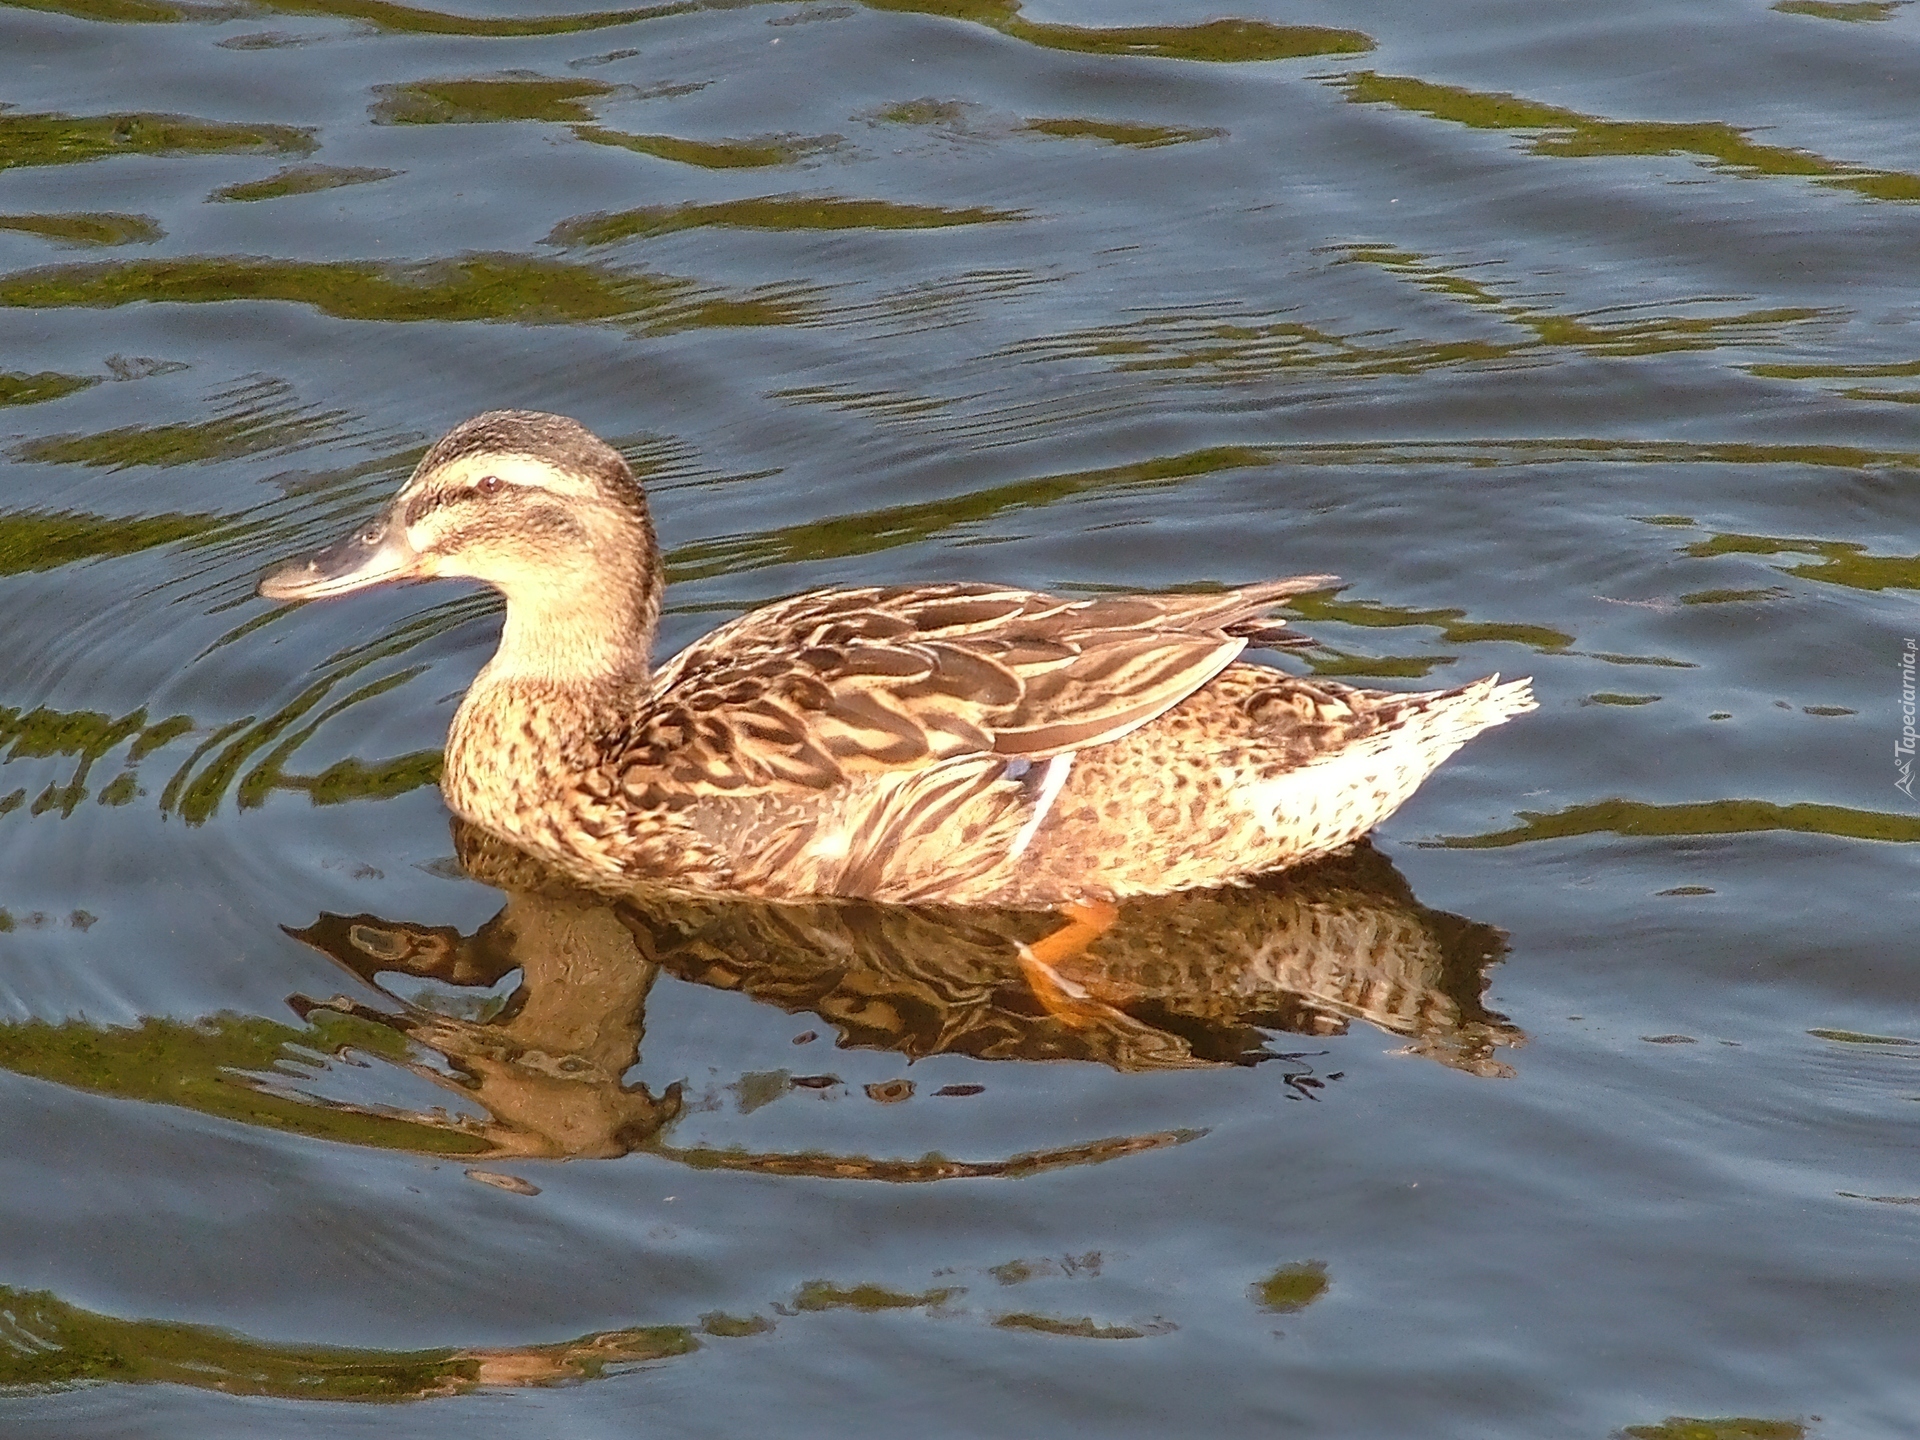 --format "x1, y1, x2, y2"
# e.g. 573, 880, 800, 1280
628, 577, 1334, 795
